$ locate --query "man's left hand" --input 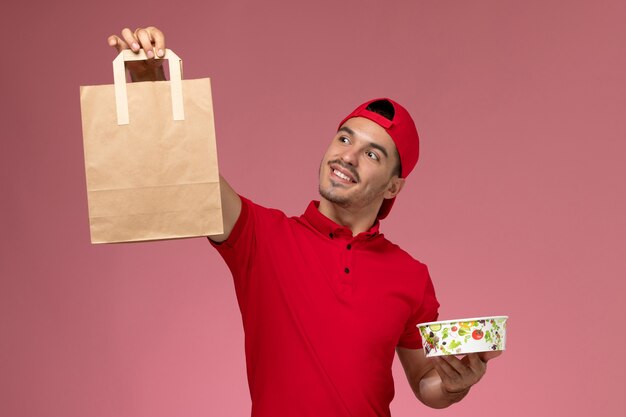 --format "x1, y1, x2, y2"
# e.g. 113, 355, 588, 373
431, 350, 502, 397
